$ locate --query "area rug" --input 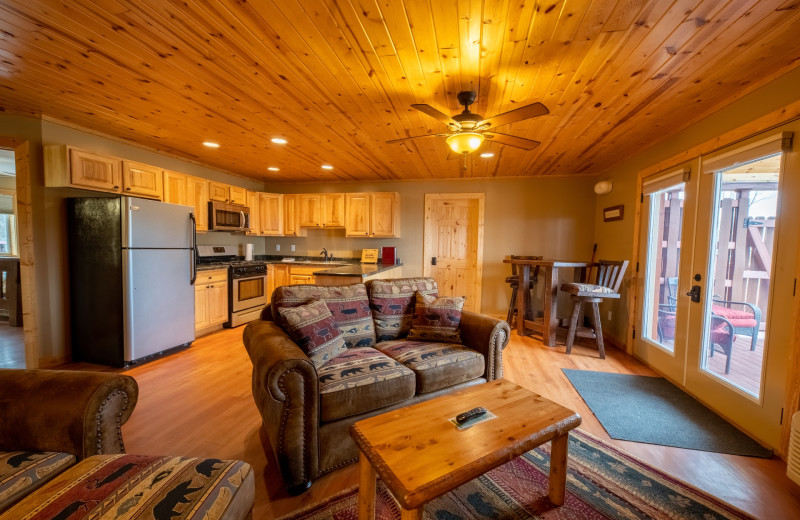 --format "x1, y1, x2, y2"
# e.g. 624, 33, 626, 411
278, 429, 755, 520
562, 369, 772, 458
